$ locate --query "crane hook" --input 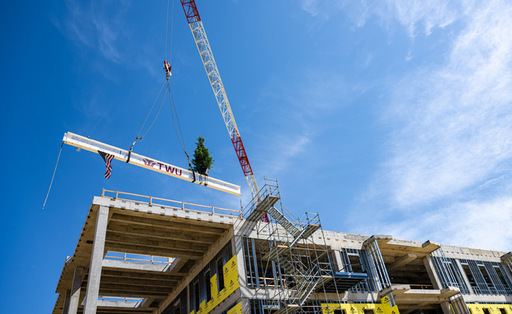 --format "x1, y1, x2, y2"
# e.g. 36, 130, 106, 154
164, 60, 172, 80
